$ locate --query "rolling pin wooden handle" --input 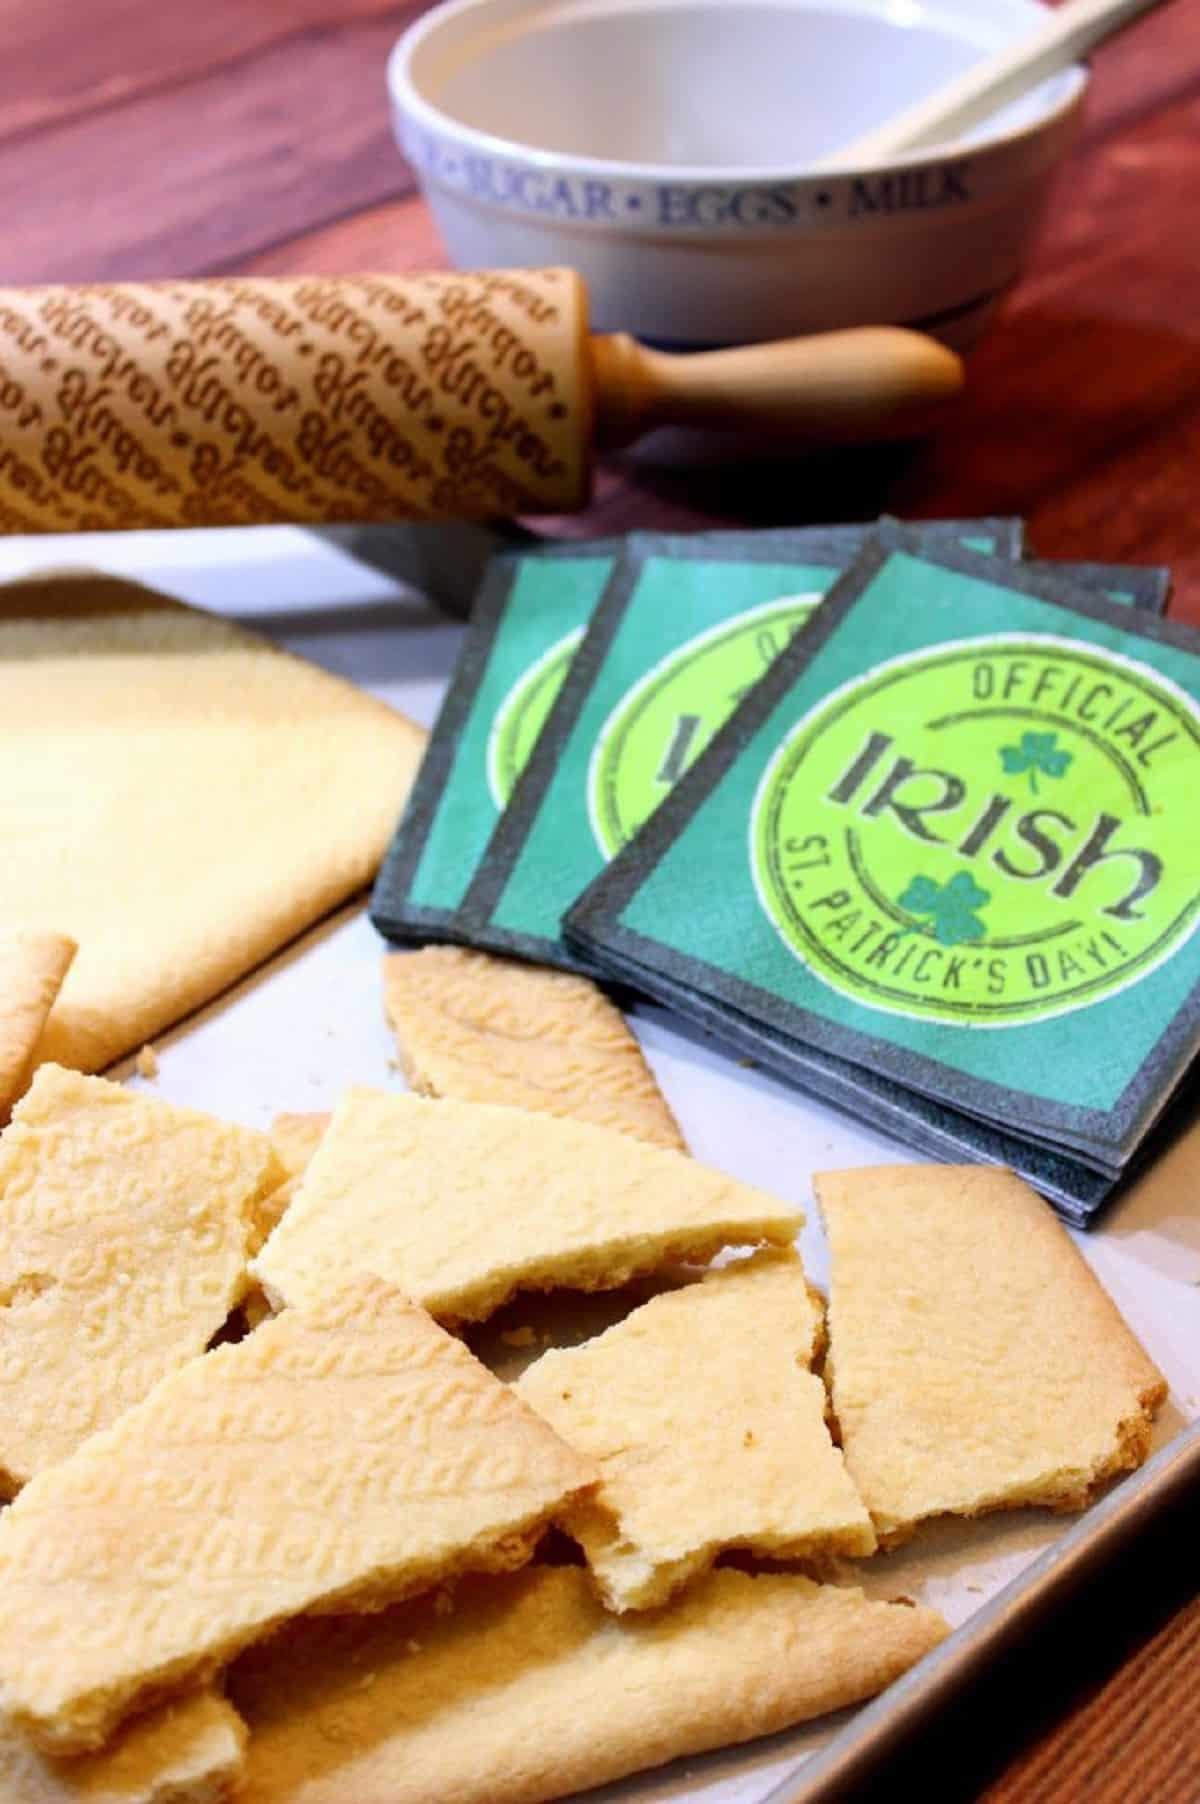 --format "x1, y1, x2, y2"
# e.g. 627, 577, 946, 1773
589, 327, 965, 449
